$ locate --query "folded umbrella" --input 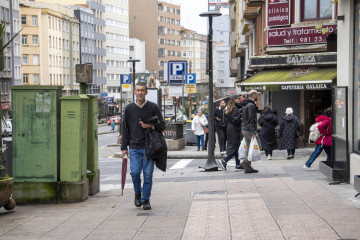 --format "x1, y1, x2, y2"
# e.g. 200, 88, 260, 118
121, 154, 128, 196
